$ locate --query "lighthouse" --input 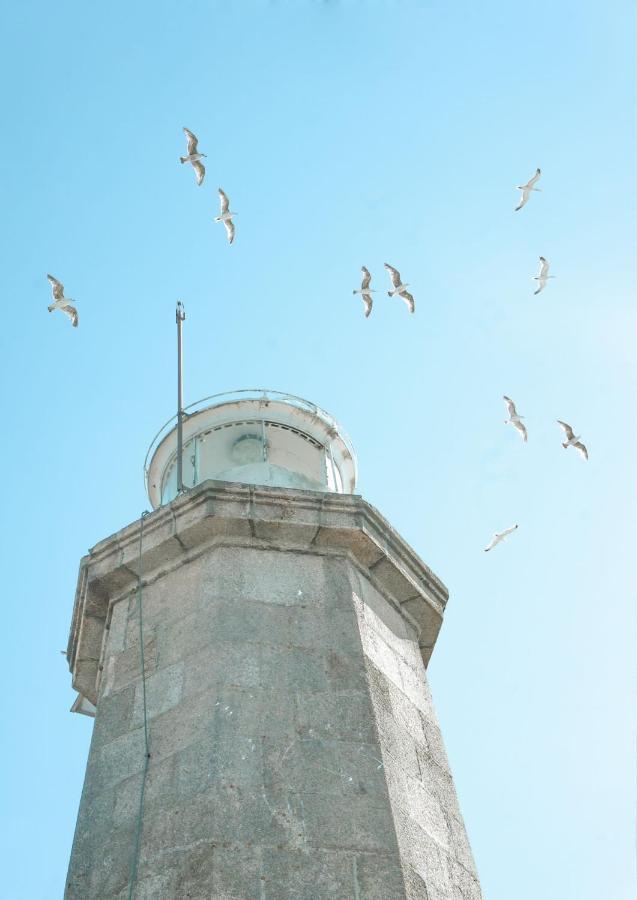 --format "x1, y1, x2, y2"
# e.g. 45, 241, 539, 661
65, 389, 482, 899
